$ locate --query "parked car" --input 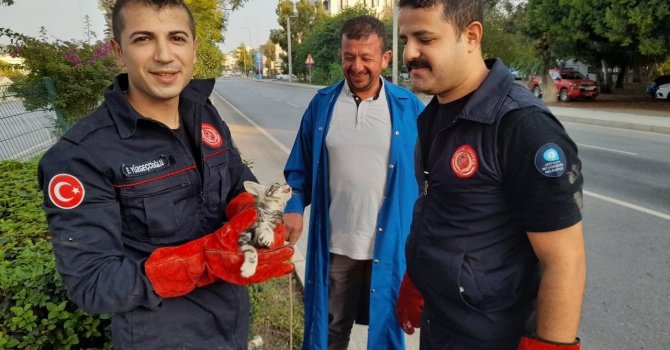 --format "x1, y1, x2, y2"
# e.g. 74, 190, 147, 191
528, 68, 599, 101
654, 82, 670, 100
646, 75, 670, 97
276, 74, 297, 81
